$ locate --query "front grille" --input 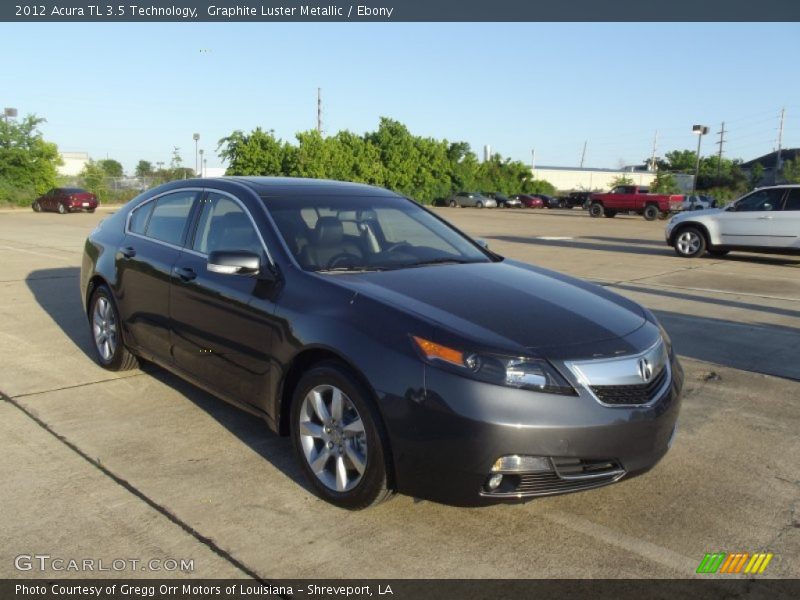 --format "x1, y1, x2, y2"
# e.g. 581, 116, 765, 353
483, 457, 625, 497
590, 366, 669, 405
